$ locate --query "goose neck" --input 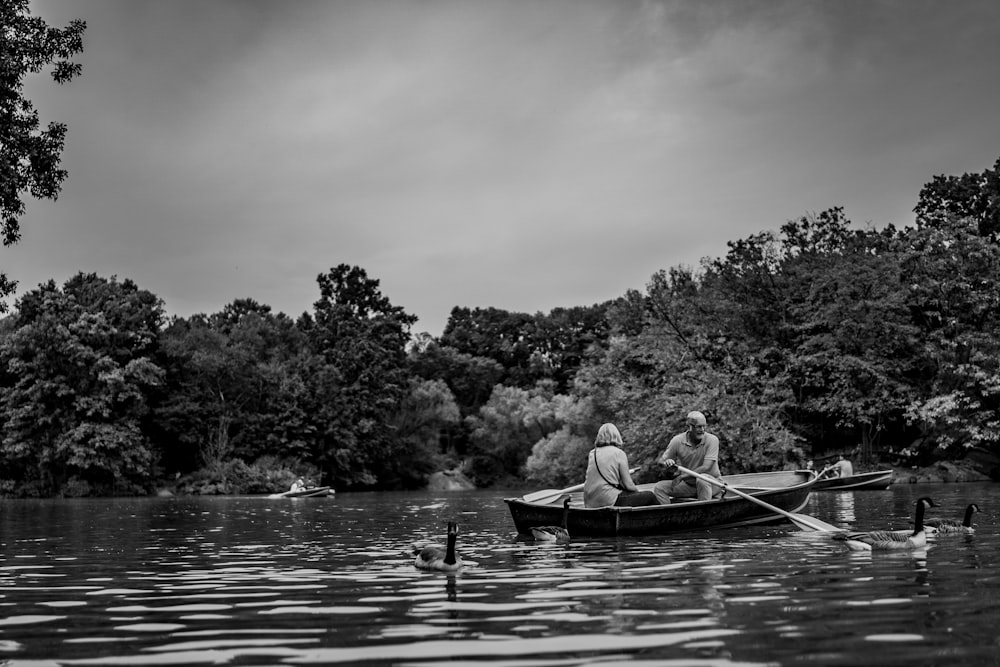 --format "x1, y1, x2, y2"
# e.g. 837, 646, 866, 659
913, 501, 926, 535
444, 532, 457, 565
